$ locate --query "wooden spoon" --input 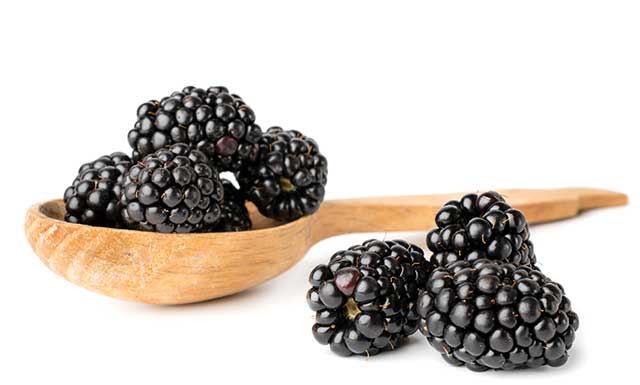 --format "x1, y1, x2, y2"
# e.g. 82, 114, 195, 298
24, 187, 627, 305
